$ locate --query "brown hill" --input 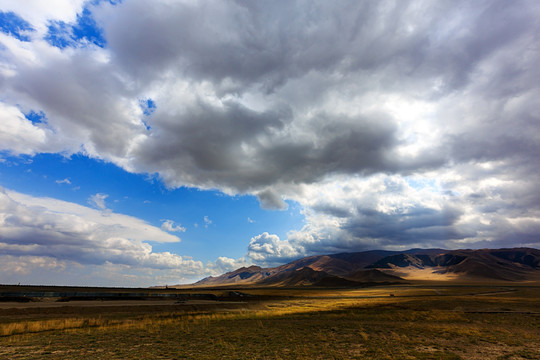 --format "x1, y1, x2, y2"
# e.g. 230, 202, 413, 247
193, 250, 399, 287
344, 269, 405, 283
259, 267, 335, 287
368, 248, 540, 282
251, 267, 403, 287
260, 250, 400, 277
192, 247, 540, 287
